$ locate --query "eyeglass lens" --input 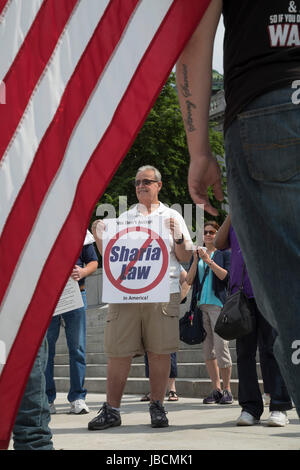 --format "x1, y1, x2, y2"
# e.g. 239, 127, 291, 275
135, 179, 157, 187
